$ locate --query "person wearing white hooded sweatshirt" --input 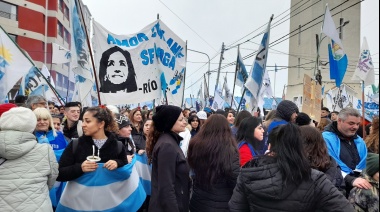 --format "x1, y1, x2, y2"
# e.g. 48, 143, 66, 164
0, 107, 58, 212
